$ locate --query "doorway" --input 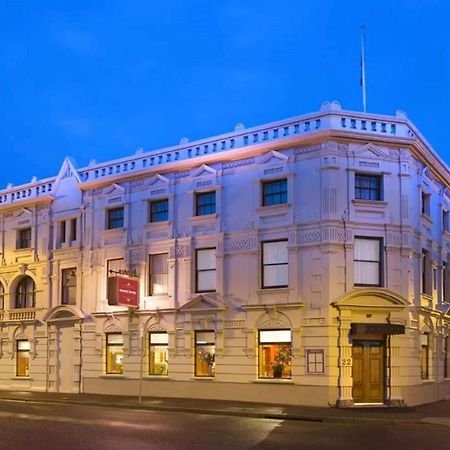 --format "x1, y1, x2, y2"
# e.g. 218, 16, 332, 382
352, 340, 385, 403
